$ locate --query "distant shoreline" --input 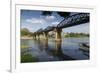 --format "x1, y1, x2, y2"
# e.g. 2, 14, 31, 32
21, 36, 89, 40
21, 36, 33, 39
